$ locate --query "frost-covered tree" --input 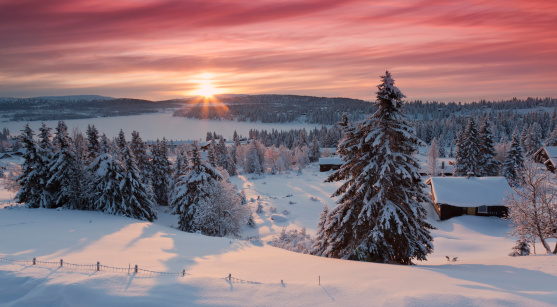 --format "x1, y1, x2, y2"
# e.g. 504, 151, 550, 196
454, 118, 481, 177
310, 205, 329, 256
545, 126, 557, 146
119, 144, 158, 221
171, 142, 223, 233
269, 227, 313, 254
151, 138, 172, 206
116, 129, 127, 156
275, 145, 292, 173
243, 141, 265, 175
207, 139, 218, 167
130, 131, 150, 185
315, 71, 434, 264
309, 136, 321, 162
15, 125, 46, 208
87, 134, 123, 213
478, 118, 500, 176
216, 138, 236, 176
45, 121, 84, 209
86, 125, 100, 162
503, 129, 525, 187
193, 179, 249, 237
504, 160, 557, 254
426, 138, 440, 177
